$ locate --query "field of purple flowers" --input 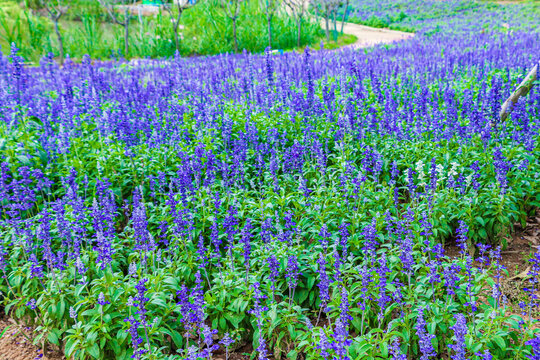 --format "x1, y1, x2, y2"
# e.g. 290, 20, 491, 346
0, 1, 539, 359
347, 0, 540, 34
